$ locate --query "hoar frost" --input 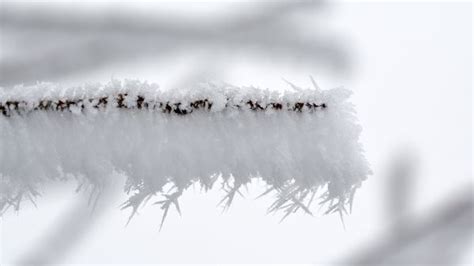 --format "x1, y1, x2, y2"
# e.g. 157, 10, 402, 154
0, 79, 371, 228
